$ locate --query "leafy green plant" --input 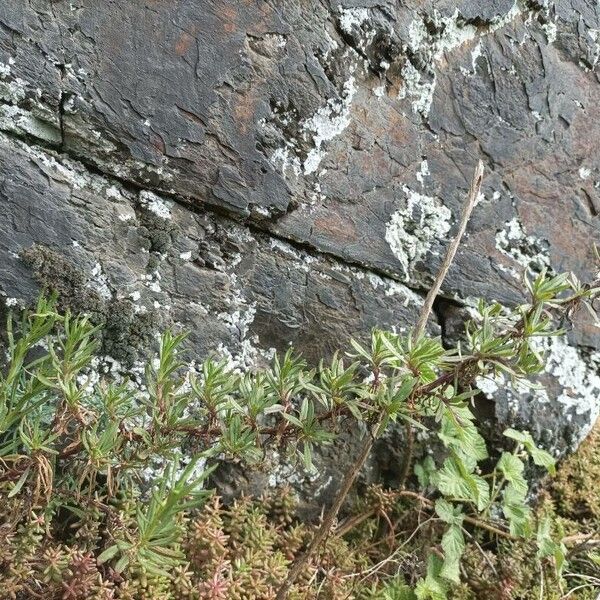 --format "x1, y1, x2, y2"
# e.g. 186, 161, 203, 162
2, 161, 599, 598
0, 263, 598, 598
